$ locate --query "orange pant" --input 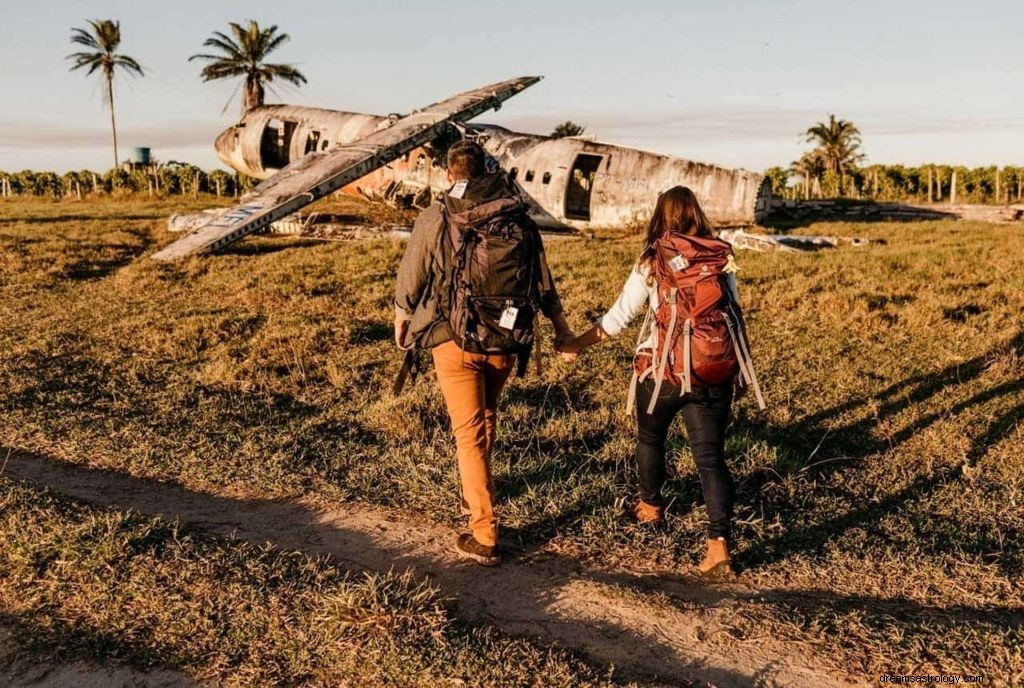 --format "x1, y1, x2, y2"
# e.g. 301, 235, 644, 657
432, 340, 514, 546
